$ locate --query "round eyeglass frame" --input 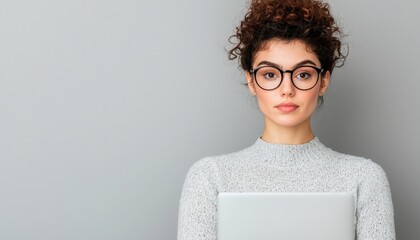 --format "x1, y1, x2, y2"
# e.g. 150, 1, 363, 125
249, 65, 325, 91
